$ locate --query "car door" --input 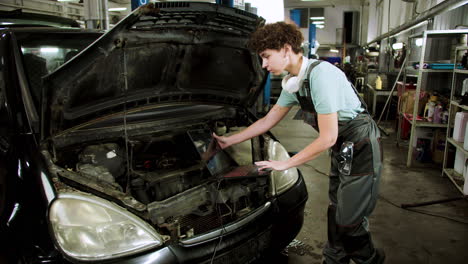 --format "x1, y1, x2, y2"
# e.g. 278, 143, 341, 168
0, 30, 21, 260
